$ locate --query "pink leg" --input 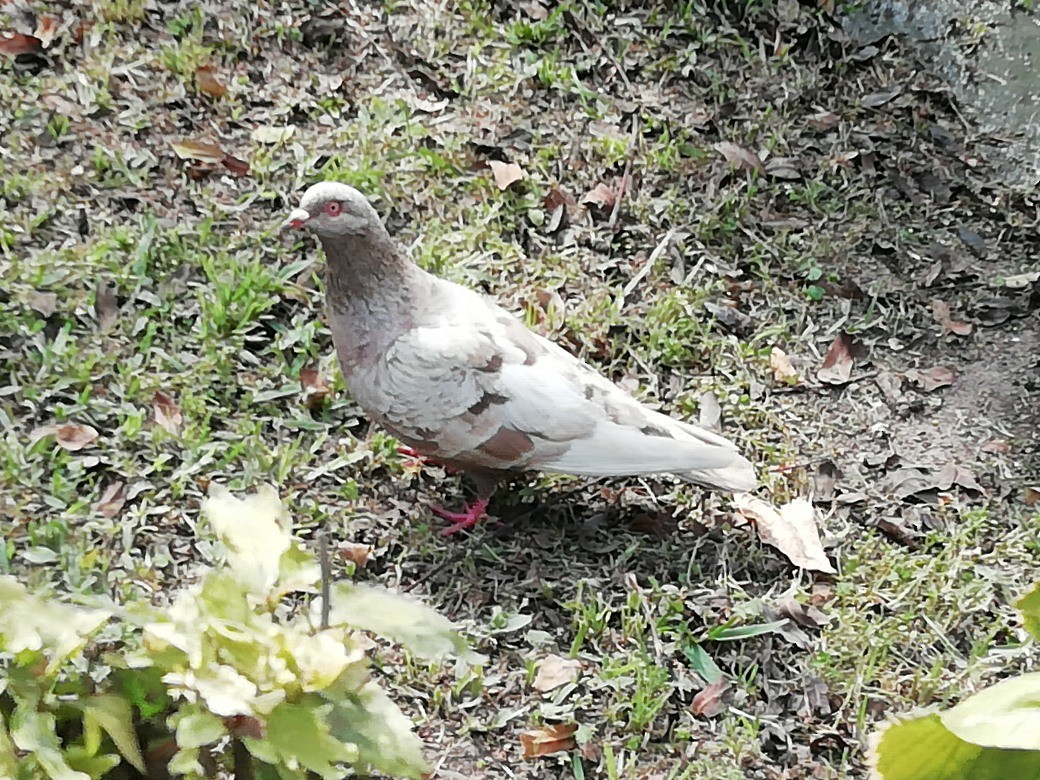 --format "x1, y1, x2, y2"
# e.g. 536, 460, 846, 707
429, 498, 490, 536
